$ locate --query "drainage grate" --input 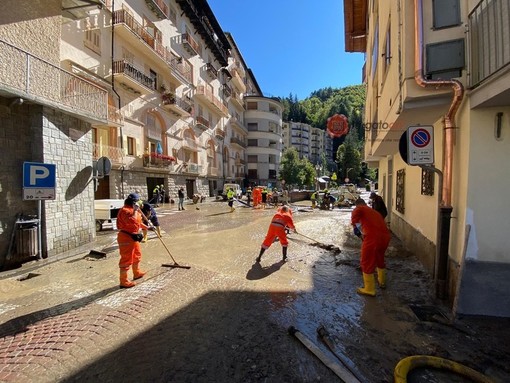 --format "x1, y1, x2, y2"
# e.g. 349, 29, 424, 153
409, 304, 449, 322
17, 272, 41, 281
